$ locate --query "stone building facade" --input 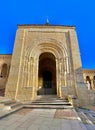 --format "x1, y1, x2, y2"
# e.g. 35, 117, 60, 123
83, 69, 95, 89
0, 55, 11, 96
0, 24, 95, 106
